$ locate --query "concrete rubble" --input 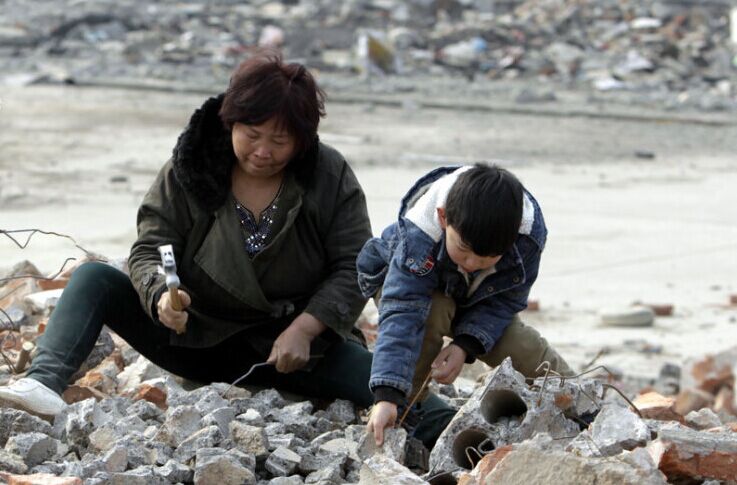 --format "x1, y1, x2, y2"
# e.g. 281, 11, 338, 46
3, 260, 737, 484
0, 0, 735, 113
